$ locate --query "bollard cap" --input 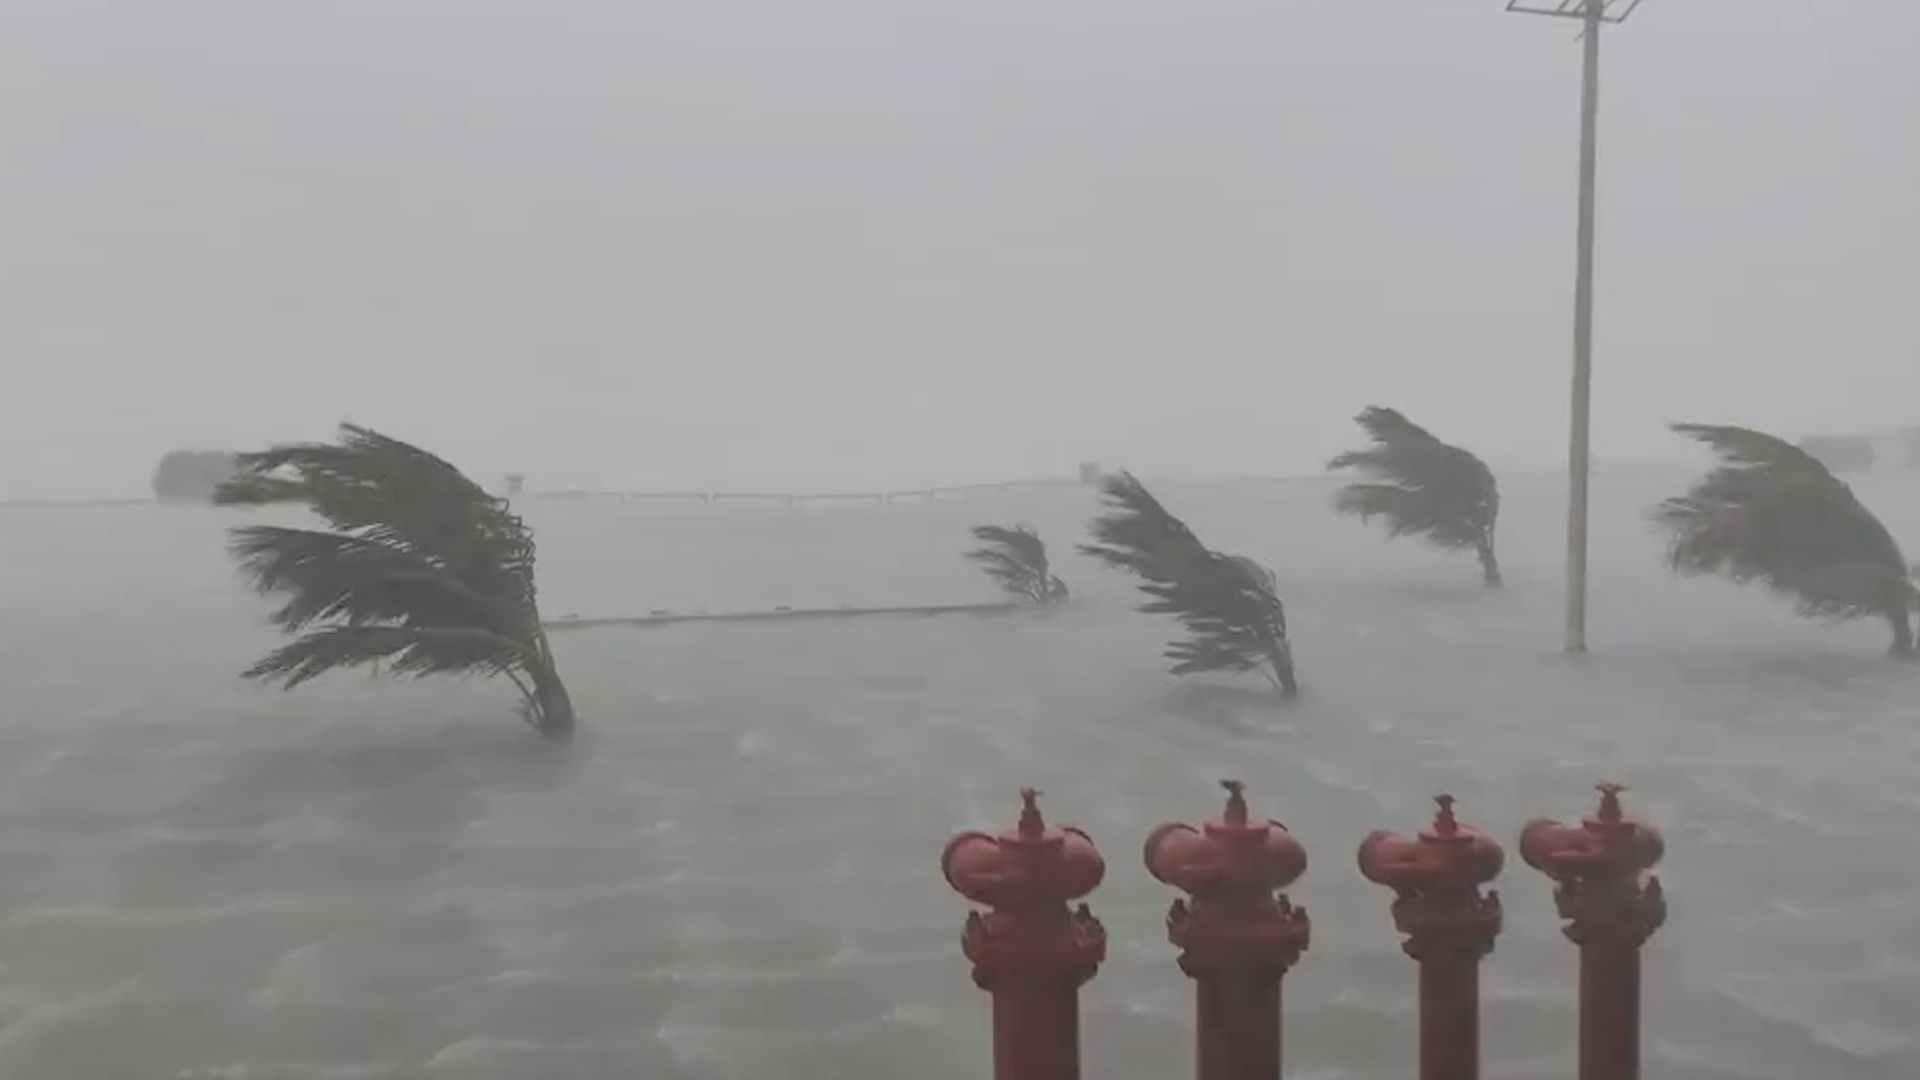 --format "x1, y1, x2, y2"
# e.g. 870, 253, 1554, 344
942, 789, 1105, 909
1144, 780, 1307, 897
1357, 794, 1504, 896
1519, 782, 1665, 883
